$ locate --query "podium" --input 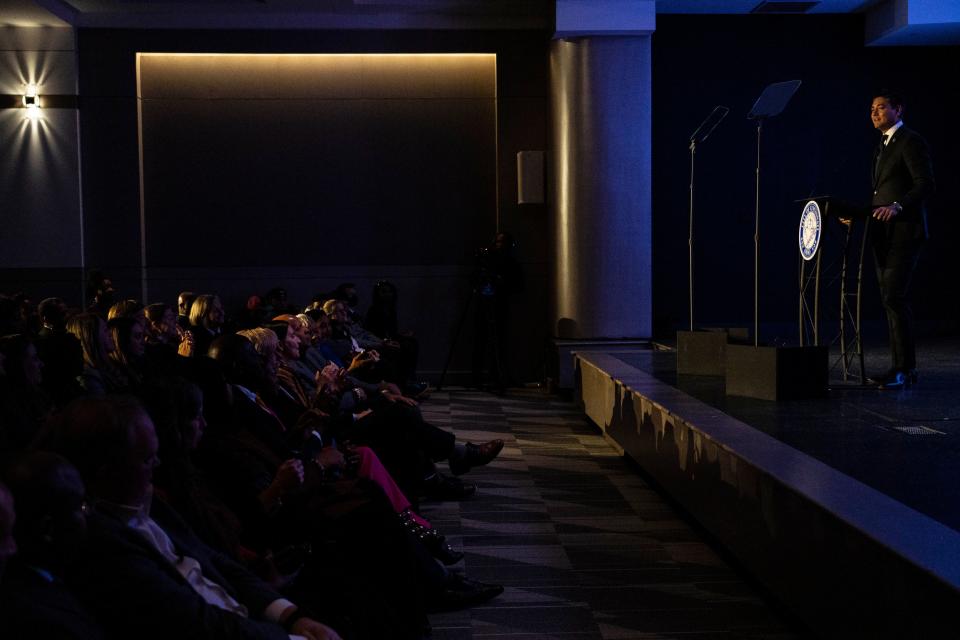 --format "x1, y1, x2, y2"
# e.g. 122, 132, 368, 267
797, 196, 872, 385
